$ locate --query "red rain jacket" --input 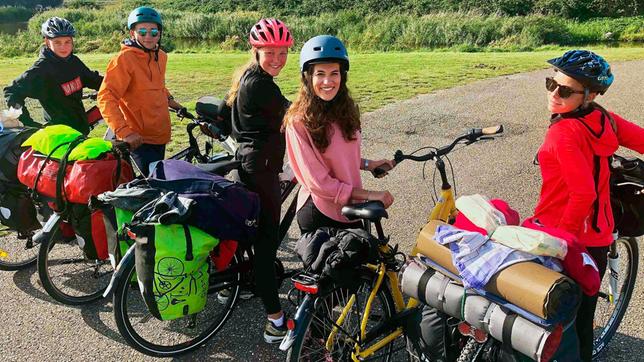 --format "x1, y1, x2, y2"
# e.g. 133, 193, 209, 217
533, 105, 644, 247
